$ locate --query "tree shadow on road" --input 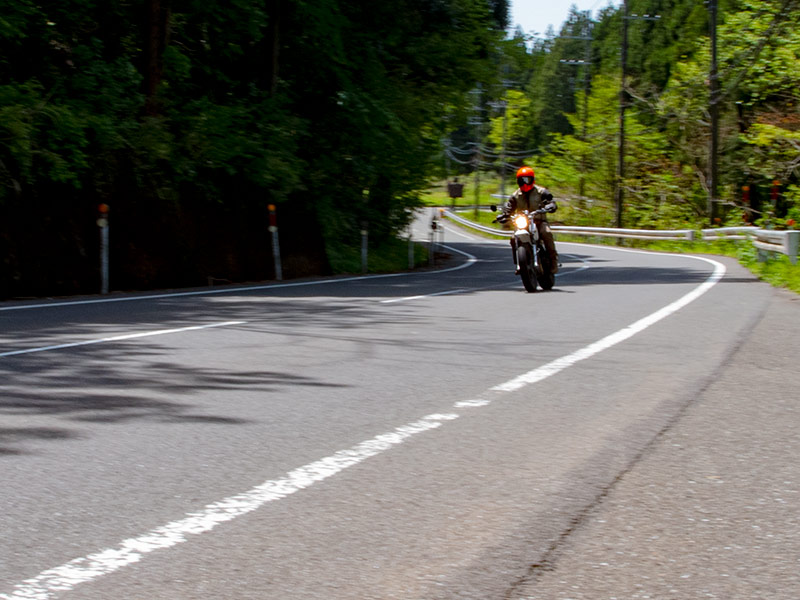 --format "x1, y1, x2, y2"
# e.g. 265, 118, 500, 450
0, 427, 78, 455
0, 322, 360, 454
0, 242, 756, 454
